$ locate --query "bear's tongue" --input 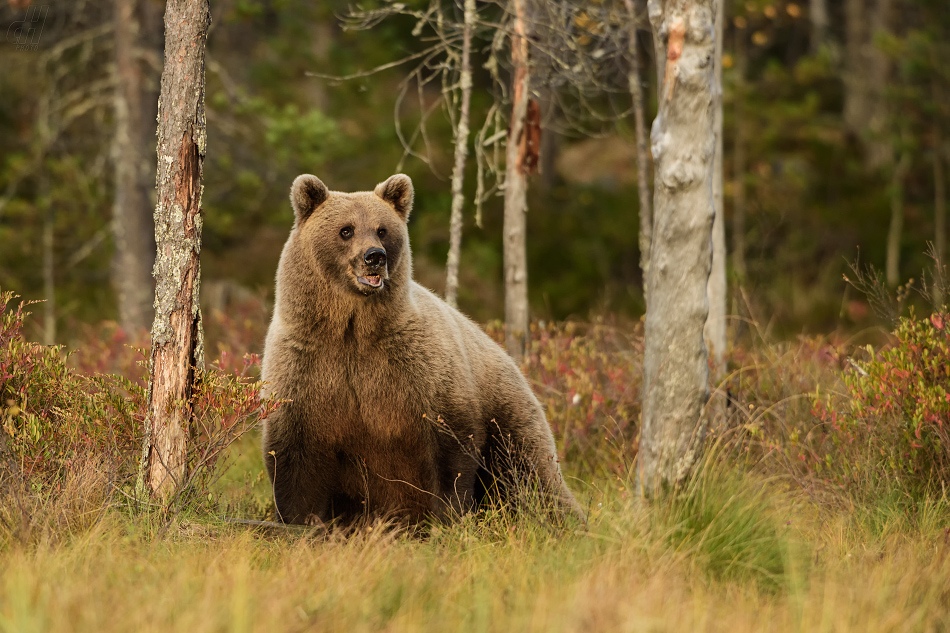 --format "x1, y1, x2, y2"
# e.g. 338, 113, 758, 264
358, 274, 383, 288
